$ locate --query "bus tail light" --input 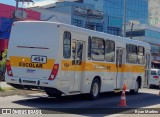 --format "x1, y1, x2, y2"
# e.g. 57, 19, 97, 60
6, 60, 13, 76
153, 76, 159, 80
48, 64, 59, 80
